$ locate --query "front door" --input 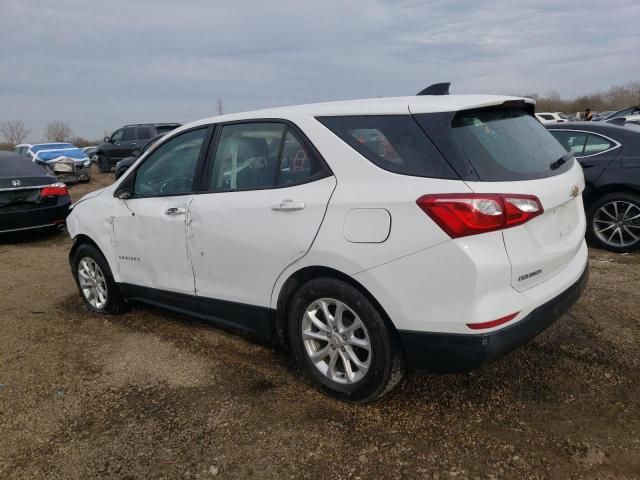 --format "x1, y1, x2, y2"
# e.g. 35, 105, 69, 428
112, 127, 210, 304
188, 121, 336, 334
